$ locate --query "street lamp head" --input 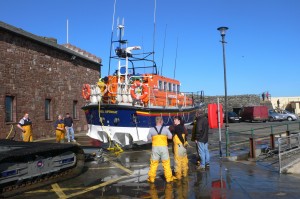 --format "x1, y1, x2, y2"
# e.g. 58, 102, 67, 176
217, 27, 229, 36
